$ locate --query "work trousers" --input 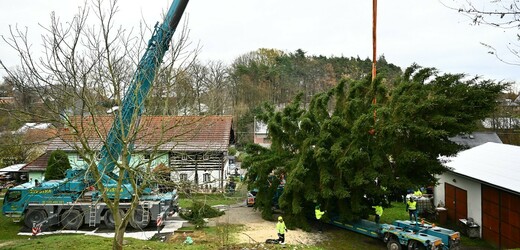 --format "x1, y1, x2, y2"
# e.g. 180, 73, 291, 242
409, 209, 418, 222
277, 233, 285, 243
